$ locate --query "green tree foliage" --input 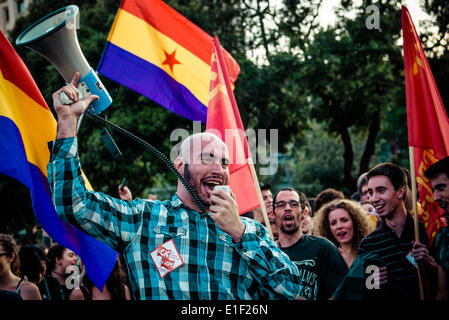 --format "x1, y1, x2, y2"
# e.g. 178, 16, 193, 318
422, 0, 449, 52
266, 121, 372, 198
423, 0, 449, 115
279, 0, 406, 193
276, 0, 323, 53
235, 53, 310, 151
